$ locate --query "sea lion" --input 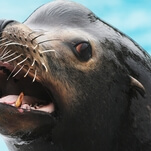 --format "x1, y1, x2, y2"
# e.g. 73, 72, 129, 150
0, 1, 151, 151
